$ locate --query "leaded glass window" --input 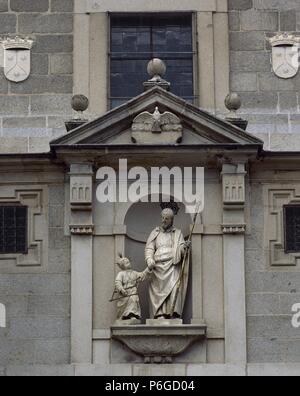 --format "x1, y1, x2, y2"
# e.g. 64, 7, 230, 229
110, 13, 195, 108
0, 206, 27, 254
